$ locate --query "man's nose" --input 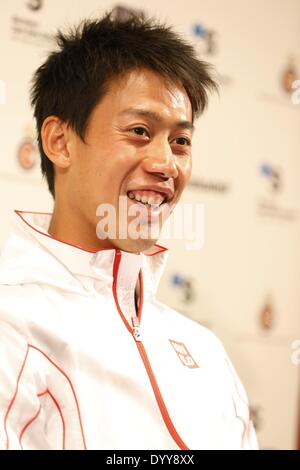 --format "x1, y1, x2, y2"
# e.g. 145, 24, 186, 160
141, 139, 178, 180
